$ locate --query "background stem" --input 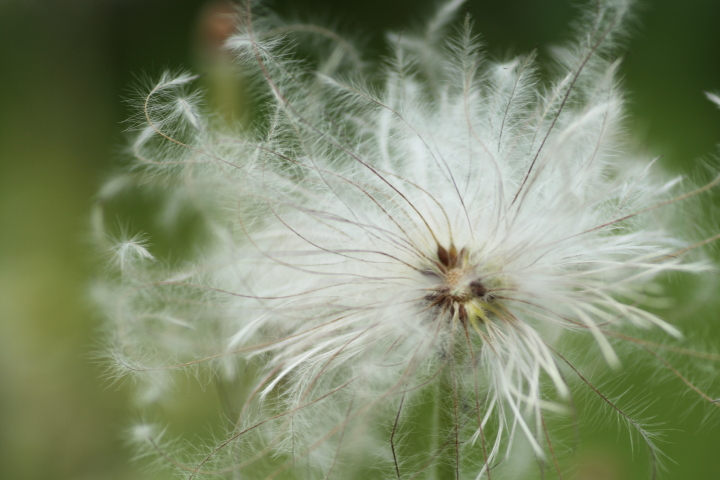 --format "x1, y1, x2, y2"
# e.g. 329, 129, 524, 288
434, 364, 458, 480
